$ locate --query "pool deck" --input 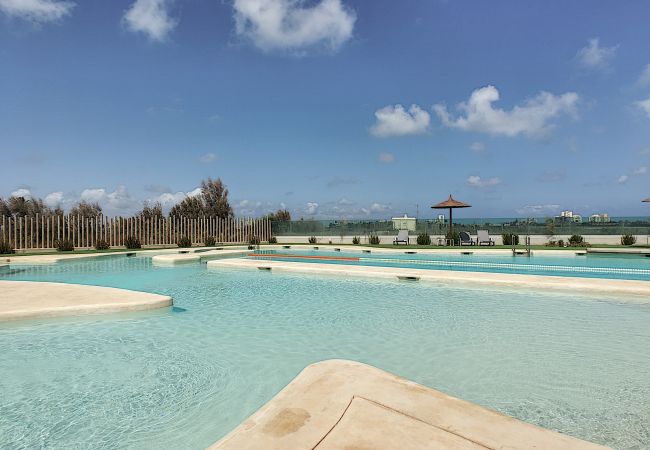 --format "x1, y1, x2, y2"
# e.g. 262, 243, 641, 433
210, 359, 608, 450
151, 248, 249, 265
207, 258, 650, 301
0, 280, 172, 322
